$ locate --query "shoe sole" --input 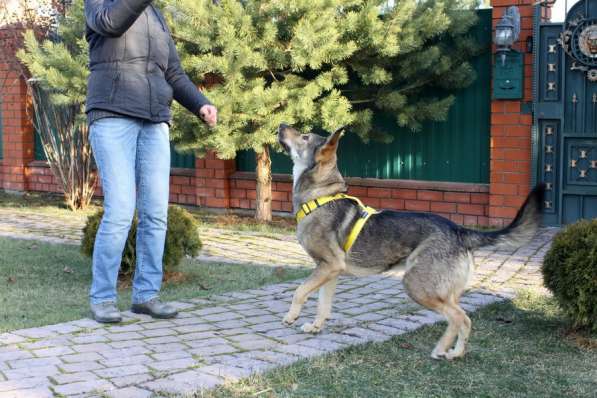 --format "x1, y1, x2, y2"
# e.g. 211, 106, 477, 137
91, 314, 122, 323
130, 307, 178, 319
